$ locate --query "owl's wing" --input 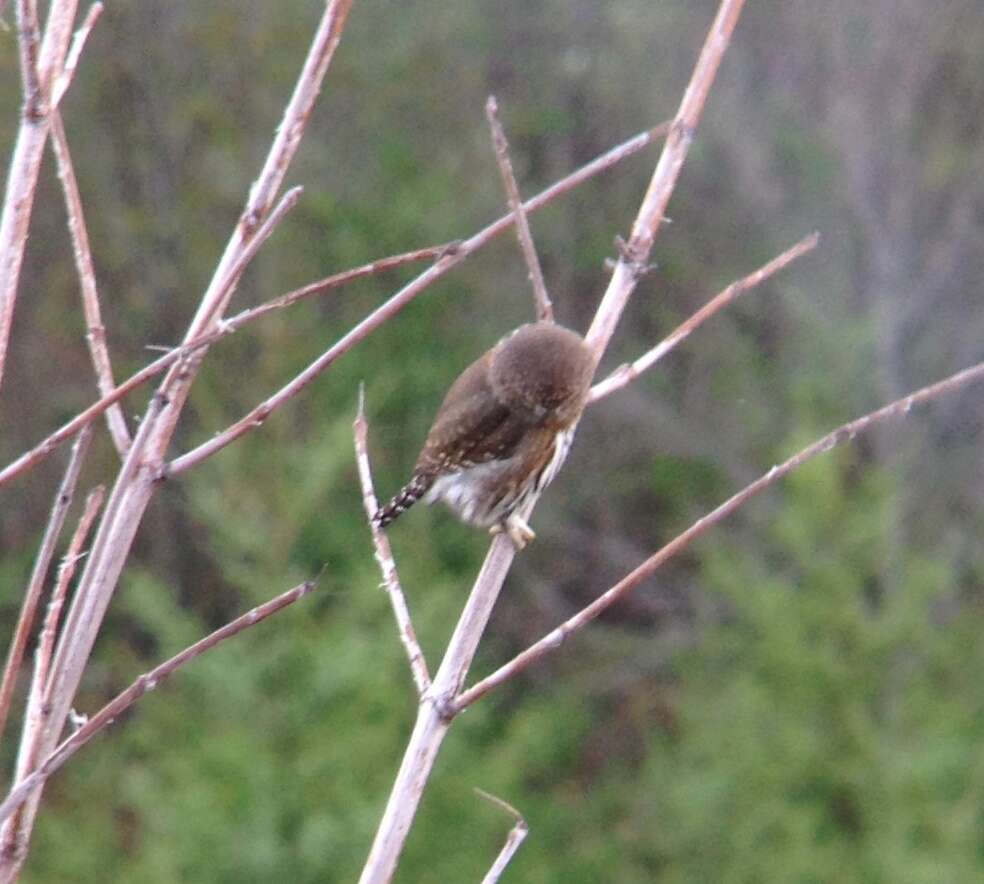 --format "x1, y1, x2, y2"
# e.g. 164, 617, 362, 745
414, 355, 530, 476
